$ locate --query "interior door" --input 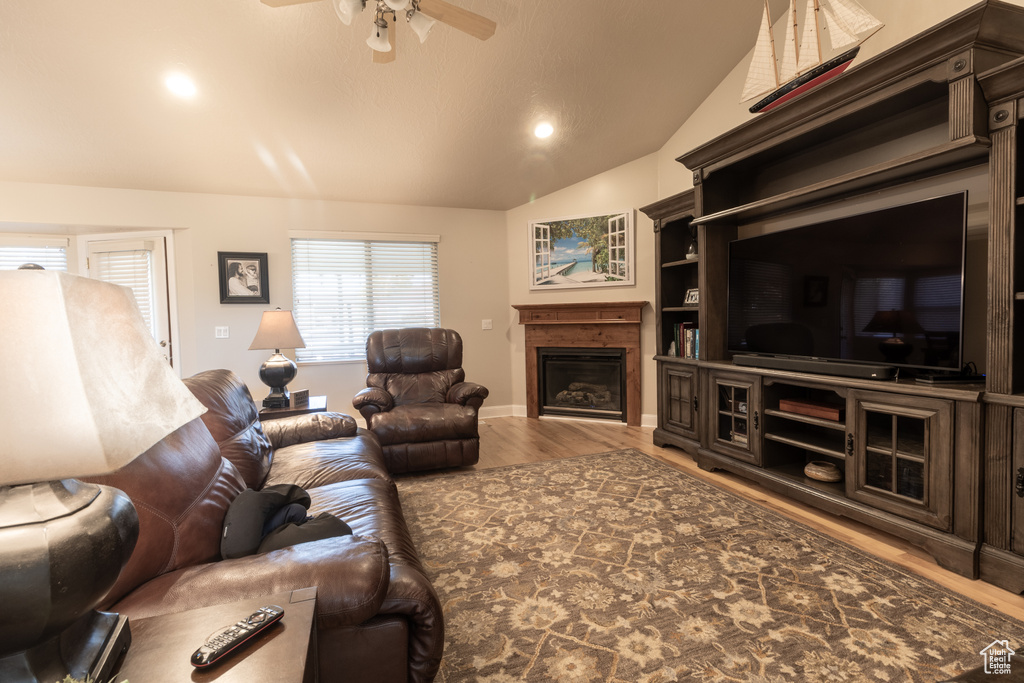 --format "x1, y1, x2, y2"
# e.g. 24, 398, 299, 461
80, 233, 177, 368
